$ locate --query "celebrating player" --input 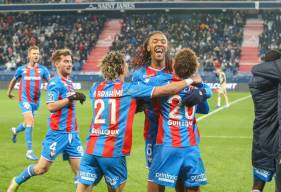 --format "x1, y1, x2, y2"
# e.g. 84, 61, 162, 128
7, 46, 50, 161
76, 51, 201, 192
148, 48, 211, 192
132, 31, 210, 192
7, 48, 86, 192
